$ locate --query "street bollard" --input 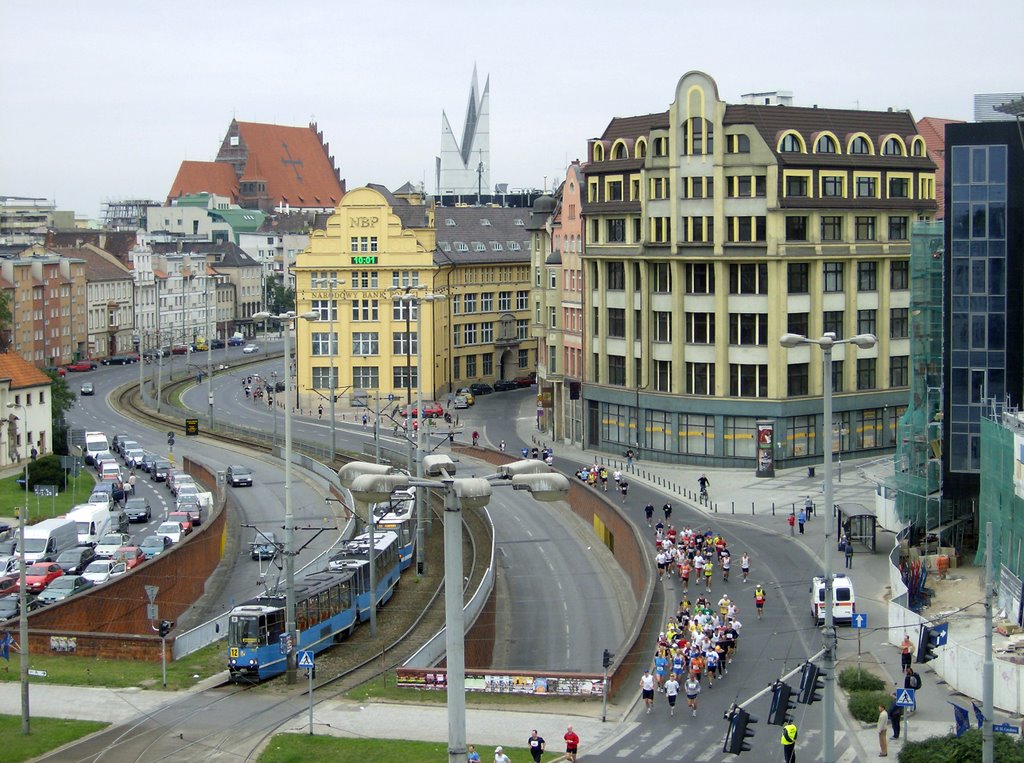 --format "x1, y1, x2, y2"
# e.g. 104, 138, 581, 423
731, 501, 735, 514
772, 502, 775, 516
751, 502, 755, 515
